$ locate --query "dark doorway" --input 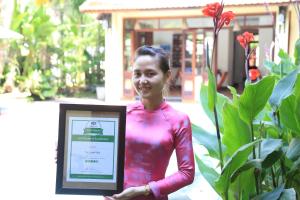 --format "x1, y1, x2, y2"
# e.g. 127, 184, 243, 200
232, 29, 258, 91
232, 30, 246, 90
